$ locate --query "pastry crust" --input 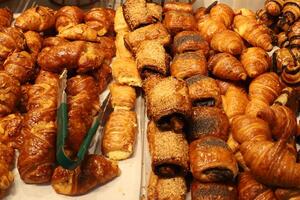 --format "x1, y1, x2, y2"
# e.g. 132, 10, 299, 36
114, 6, 129, 33
163, 10, 196, 35
24, 31, 43, 59
0, 8, 13, 27
55, 6, 84, 32
163, 2, 193, 13
110, 83, 136, 111
115, 31, 133, 58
